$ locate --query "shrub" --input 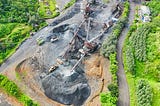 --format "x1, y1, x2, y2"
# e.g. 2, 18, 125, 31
129, 25, 150, 61
136, 79, 153, 106
108, 83, 119, 97
125, 45, 135, 74
0, 0, 39, 23
100, 92, 117, 106
146, 0, 160, 17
